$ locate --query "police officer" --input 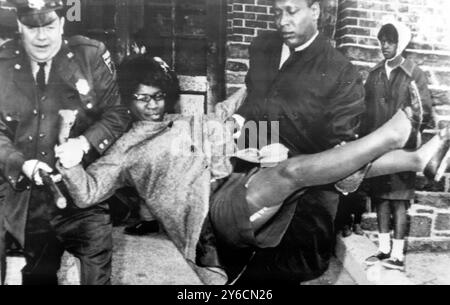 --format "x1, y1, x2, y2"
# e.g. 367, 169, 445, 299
0, 0, 131, 285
